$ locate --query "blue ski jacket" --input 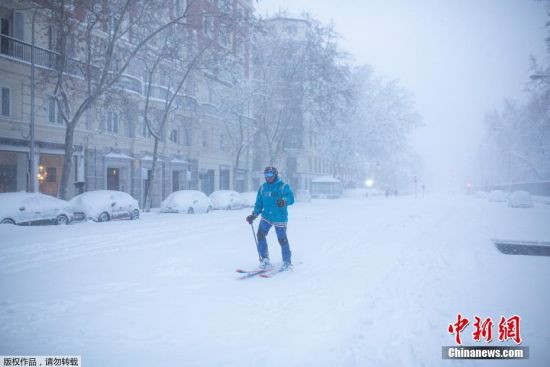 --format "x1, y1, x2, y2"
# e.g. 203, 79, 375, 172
253, 178, 294, 224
